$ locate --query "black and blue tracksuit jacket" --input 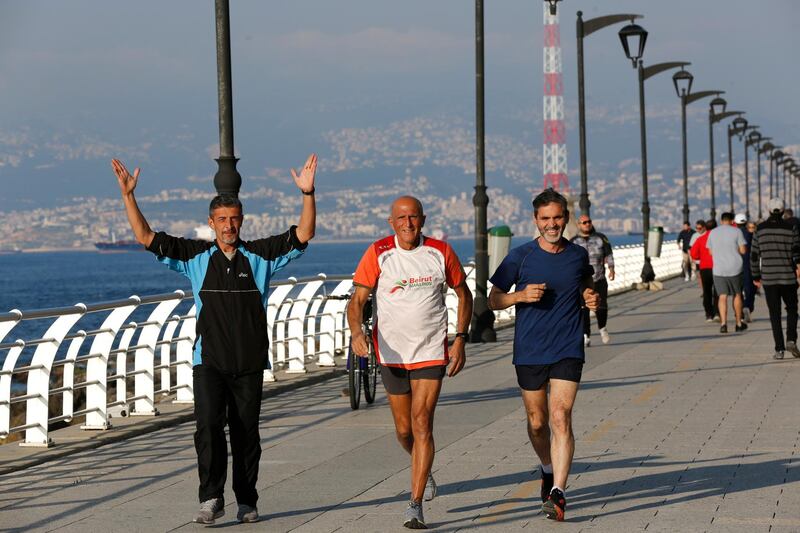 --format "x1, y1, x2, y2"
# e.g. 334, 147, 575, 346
147, 226, 306, 375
